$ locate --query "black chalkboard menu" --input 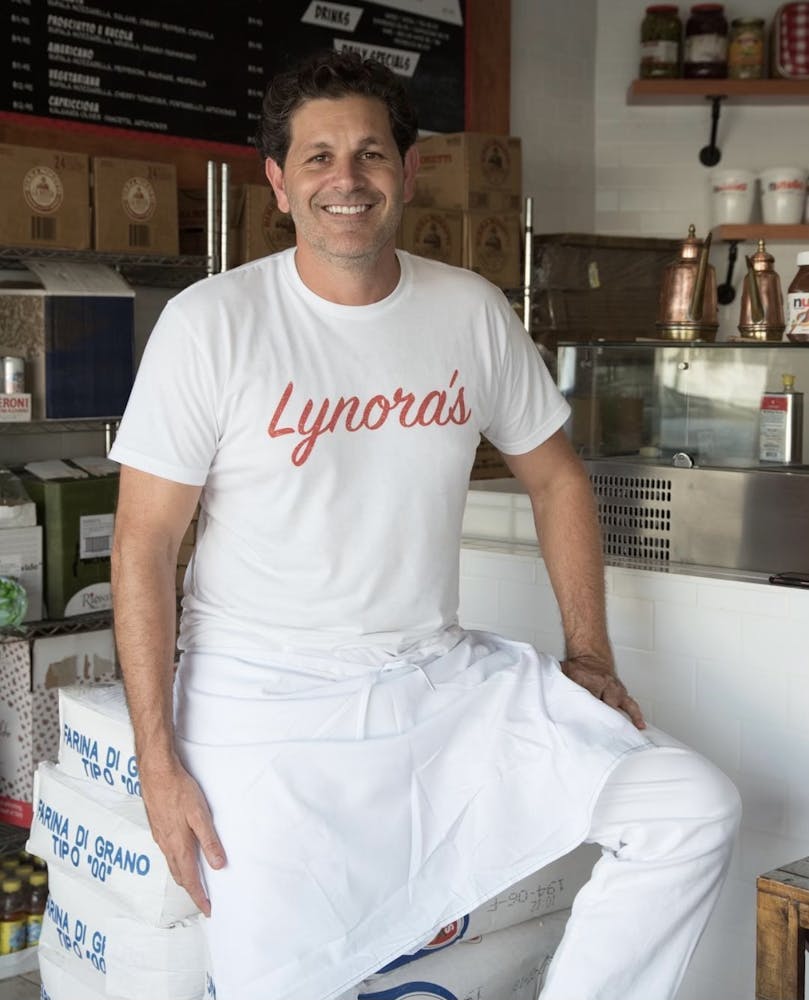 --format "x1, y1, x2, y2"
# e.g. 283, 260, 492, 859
2, 0, 466, 148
